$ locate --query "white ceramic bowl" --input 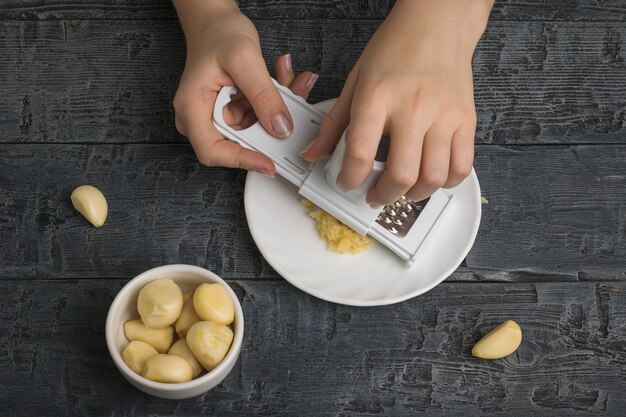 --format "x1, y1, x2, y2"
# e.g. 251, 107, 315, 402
105, 264, 244, 399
